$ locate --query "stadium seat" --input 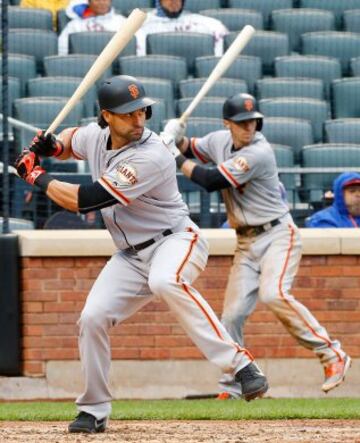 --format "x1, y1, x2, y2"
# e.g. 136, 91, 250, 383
259, 97, 329, 142
274, 55, 342, 99
344, 9, 360, 32
0, 54, 36, 96
256, 77, 325, 100
350, 56, 360, 76
112, 0, 153, 15
0, 217, 34, 231
185, 0, 221, 12
0, 76, 20, 116
13, 97, 84, 147
195, 55, 262, 94
185, 117, 224, 138
43, 55, 112, 84
117, 55, 187, 84
331, 77, 360, 118
271, 9, 335, 52
225, 31, 289, 75
177, 97, 224, 119
200, 9, 264, 32
179, 78, 247, 98
262, 117, 314, 163
301, 31, 360, 75
301, 143, 360, 201
56, 9, 70, 33
27, 76, 97, 118
8, 6, 53, 30
147, 32, 214, 74
227, 0, 293, 28
80, 117, 98, 126
8, 29, 58, 72
325, 118, 360, 144
137, 77, 175, 119
271, 144, 298, 204
69, 32, 137, 57
299, 0, 360, 28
